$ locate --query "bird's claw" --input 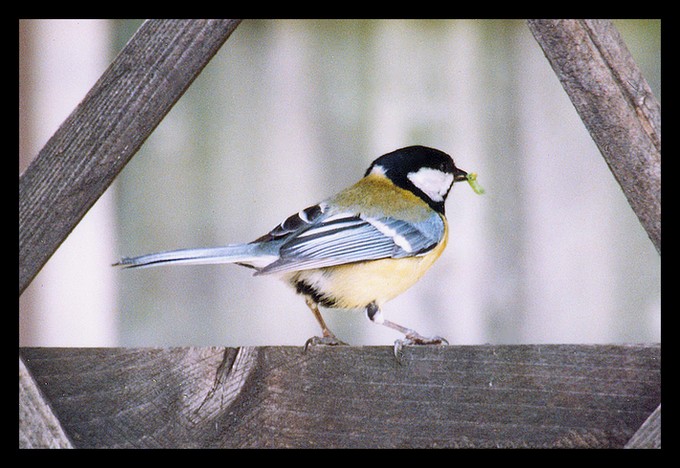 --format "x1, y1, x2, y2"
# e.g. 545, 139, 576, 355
303, 335, 348, 352
393, 334, 448, 364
